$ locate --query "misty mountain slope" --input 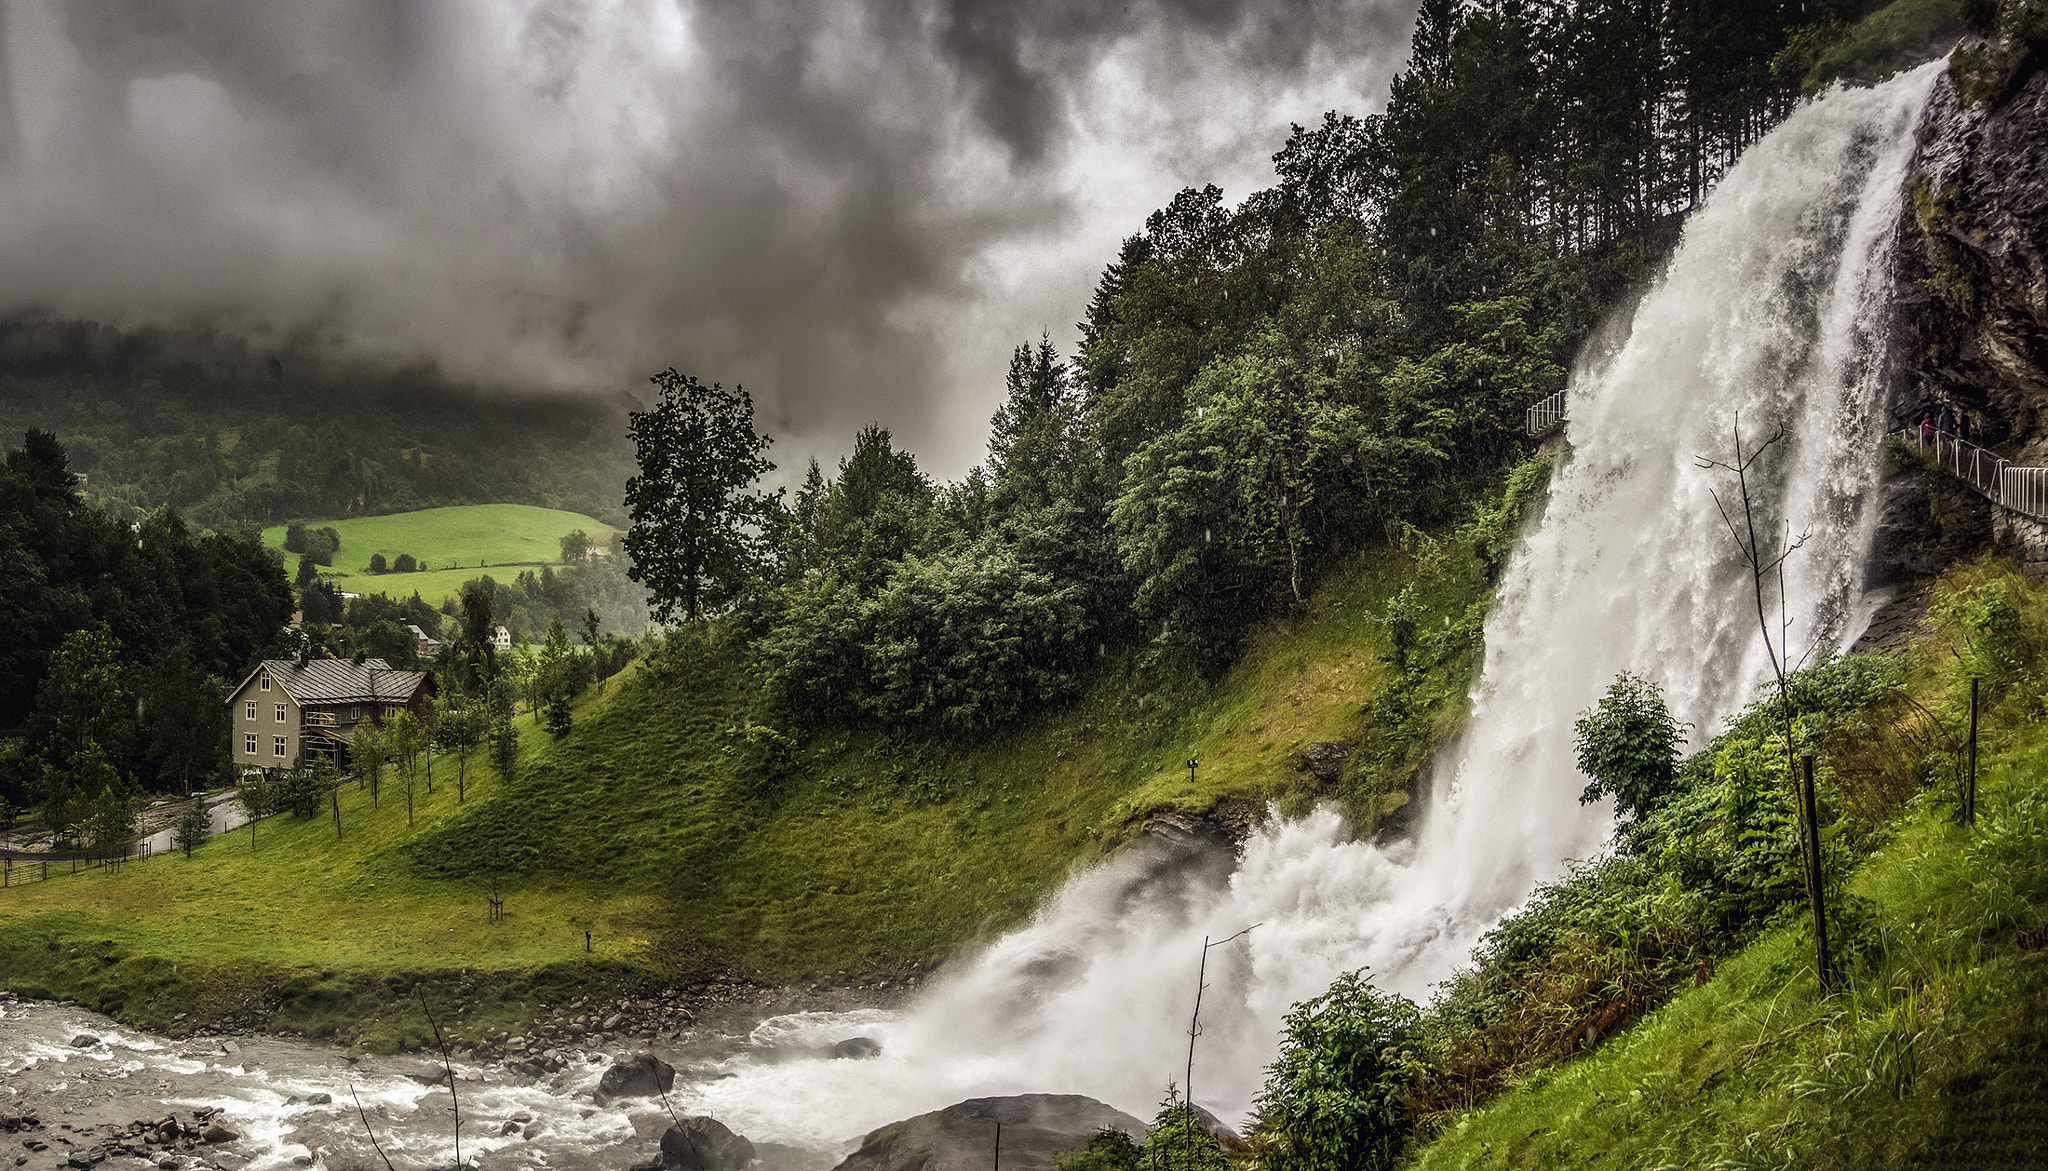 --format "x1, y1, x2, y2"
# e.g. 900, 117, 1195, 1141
0, 318, 637, 529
